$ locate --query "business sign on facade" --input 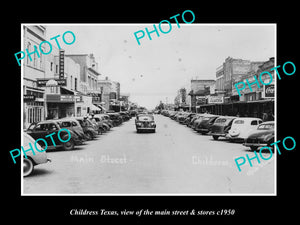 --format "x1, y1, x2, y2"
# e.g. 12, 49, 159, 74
208, 96, 224, 104
37, 78, 67, 87
59, 49, 65, 79
46, 94, 74, 102
196, 96, 206, 105
24, 95, 36, 102
262, 84, 274, 98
